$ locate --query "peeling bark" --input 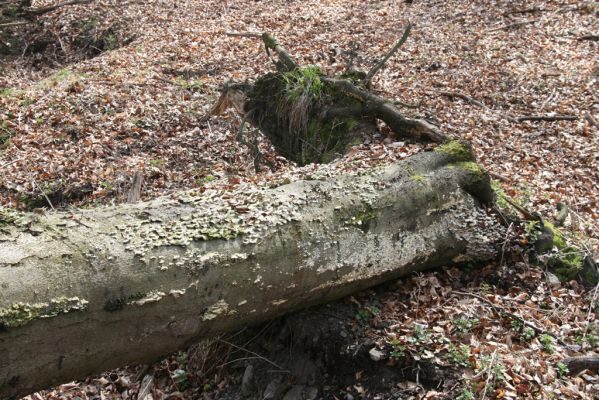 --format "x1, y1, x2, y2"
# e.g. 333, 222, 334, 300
0, 150, 504, 398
